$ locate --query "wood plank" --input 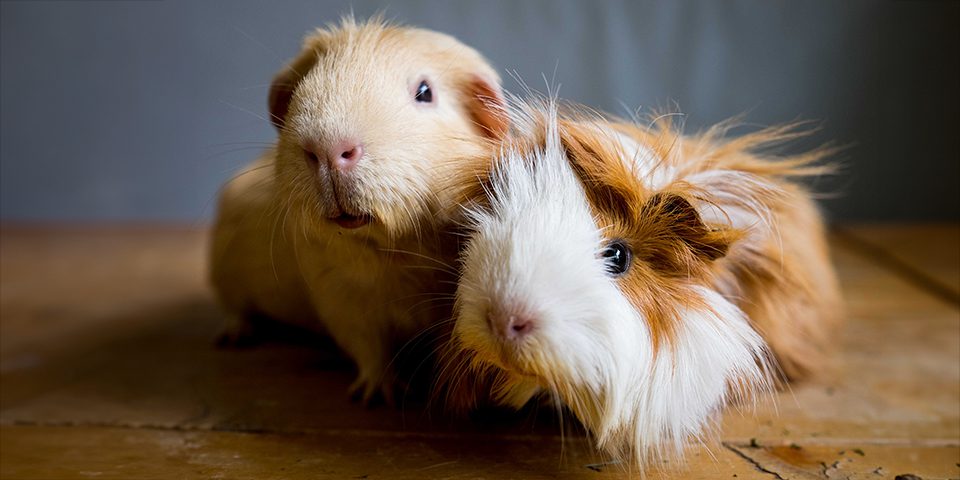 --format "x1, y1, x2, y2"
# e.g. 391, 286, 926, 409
0, 426, 773, 480
836, 223, 960, 304
0, 226, 209, 357
1, 225, 957, 478
3, 426, 956, 480
723, 441, 960, 480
